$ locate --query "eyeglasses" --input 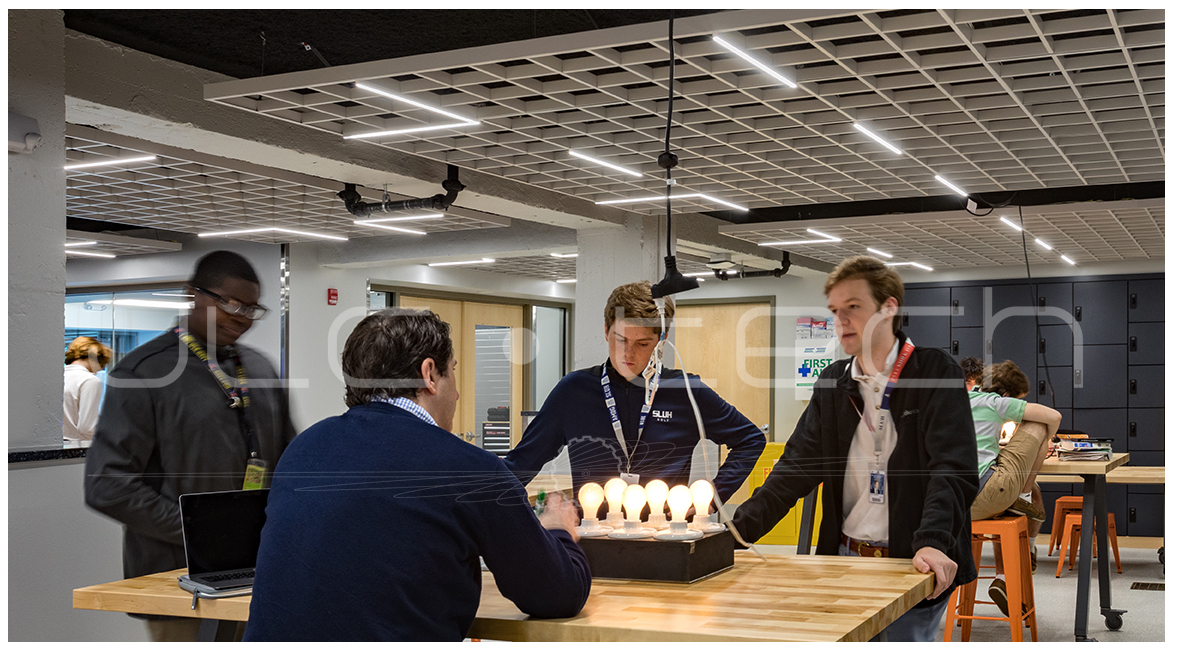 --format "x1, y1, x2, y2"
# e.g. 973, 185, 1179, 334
193, 286, 269, 320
